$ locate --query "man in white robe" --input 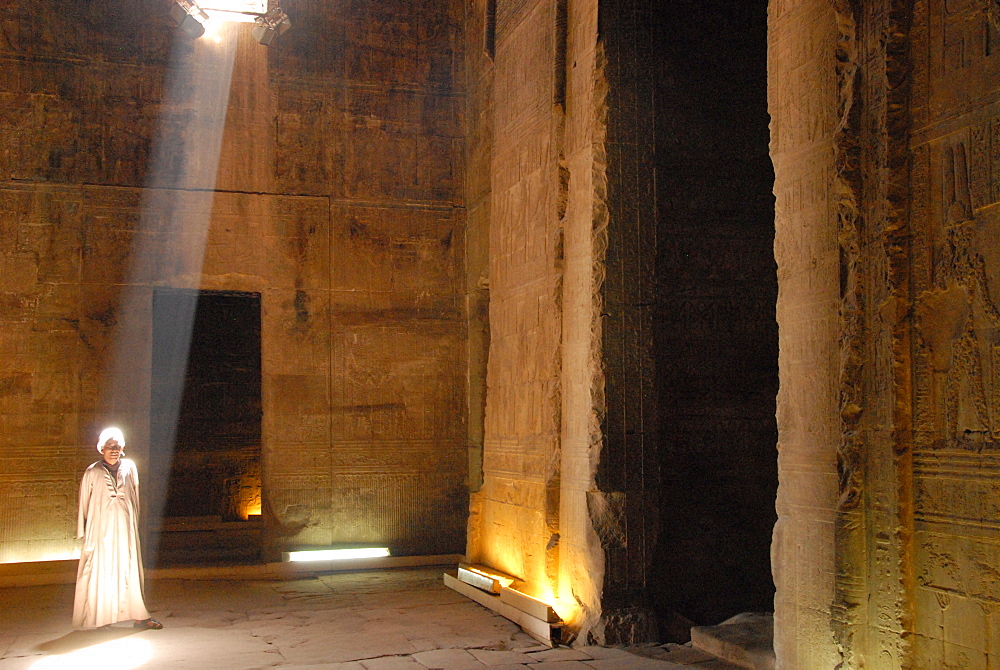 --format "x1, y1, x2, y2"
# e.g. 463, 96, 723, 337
73, 427, 162, 630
